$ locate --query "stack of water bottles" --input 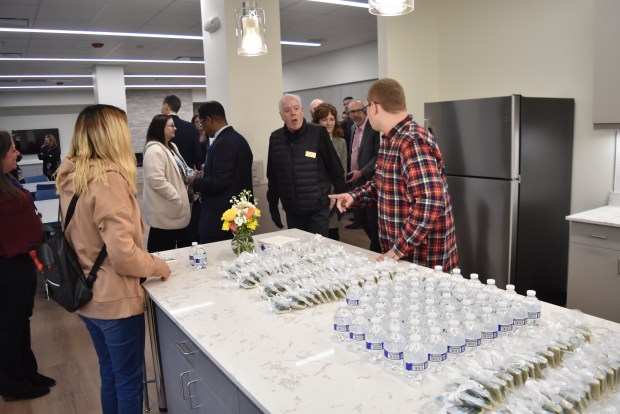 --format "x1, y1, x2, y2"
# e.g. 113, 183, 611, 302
332, 264, 543, 384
